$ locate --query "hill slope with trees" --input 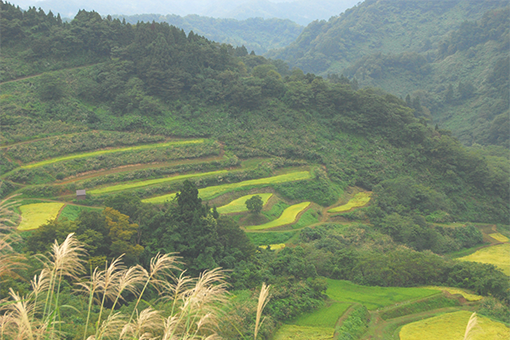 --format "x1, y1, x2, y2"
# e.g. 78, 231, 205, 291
267, 0, 509, 147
